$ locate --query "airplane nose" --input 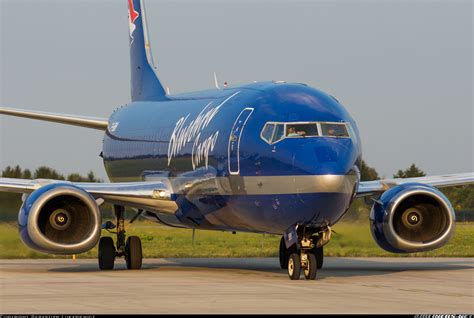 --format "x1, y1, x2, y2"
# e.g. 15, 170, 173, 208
290, 139, 359, 225
292, 138, 357, 175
